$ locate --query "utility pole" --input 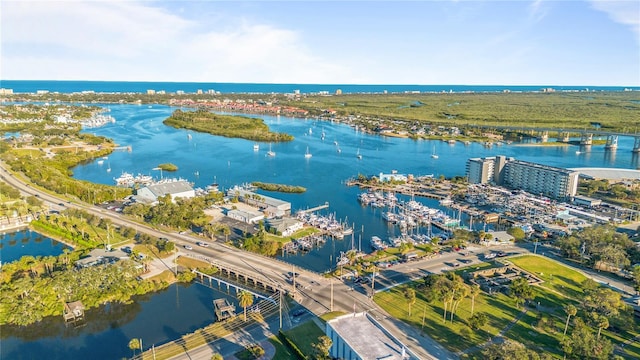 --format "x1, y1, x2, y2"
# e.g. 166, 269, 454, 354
279, 290, 282, 329
330, 278, 334, 312
371, 271, 377, 299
